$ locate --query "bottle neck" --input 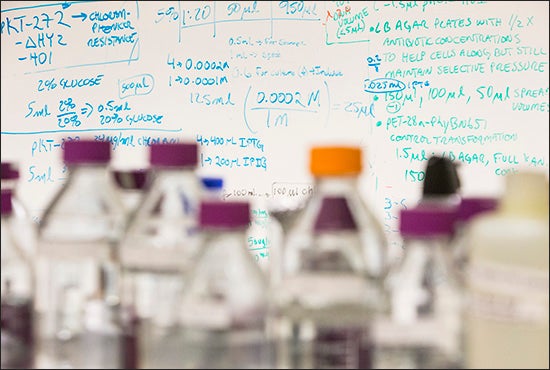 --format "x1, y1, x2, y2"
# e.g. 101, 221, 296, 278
148, 167, 198, 190
201, 228, 250, 256
66, 163, 111, 186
